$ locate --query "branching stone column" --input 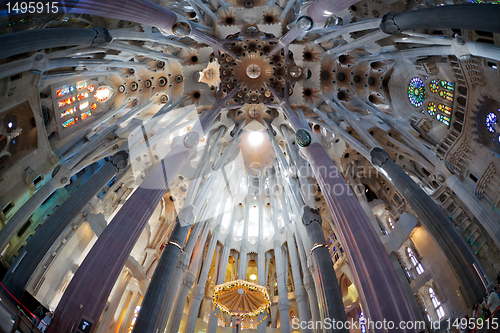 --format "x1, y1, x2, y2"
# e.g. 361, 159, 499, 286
95, 268, 132, 333
301, 207, 347, 333
183, 227, 221, 333
166, 221, 211, 333
371, 148, 485, 305
269, 173, 291, 332
286, 231, 311, 333
294, 226, 320, 333
132, 206, 196, 333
